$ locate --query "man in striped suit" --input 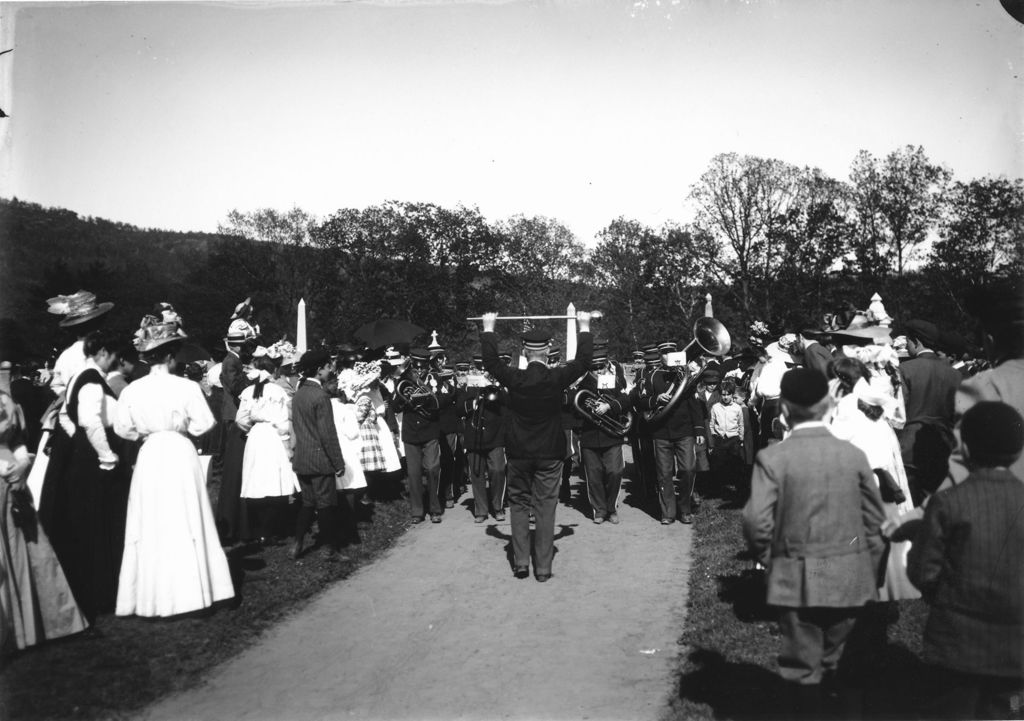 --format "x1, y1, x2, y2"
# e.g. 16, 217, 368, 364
290, 349, 346, 561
